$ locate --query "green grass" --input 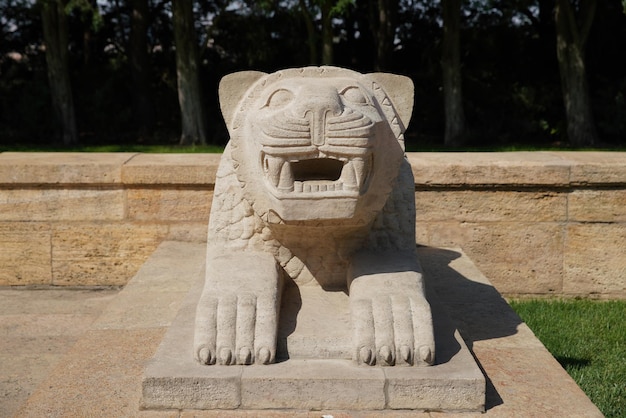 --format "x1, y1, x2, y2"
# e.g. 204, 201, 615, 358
509, 299, 626, 417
